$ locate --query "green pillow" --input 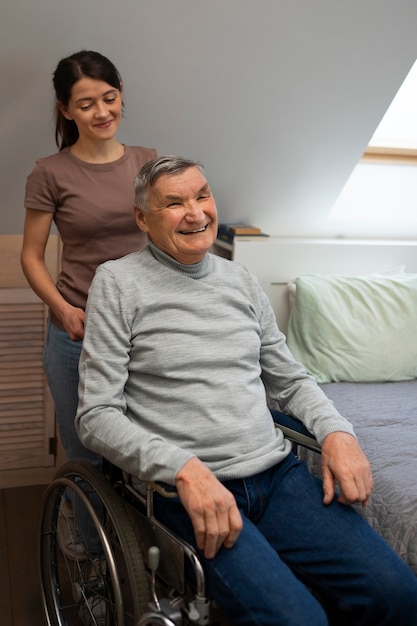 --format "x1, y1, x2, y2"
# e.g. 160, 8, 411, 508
286, 273, 417, 383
